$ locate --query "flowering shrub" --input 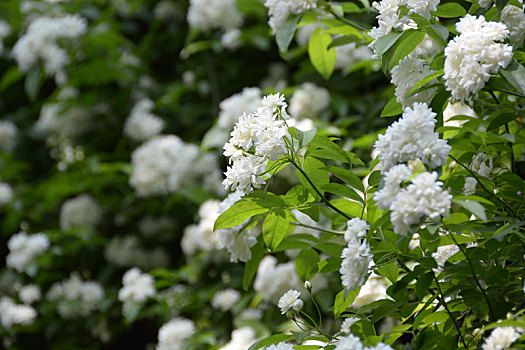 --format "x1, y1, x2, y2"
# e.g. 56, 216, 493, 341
0, 0, 524, 349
